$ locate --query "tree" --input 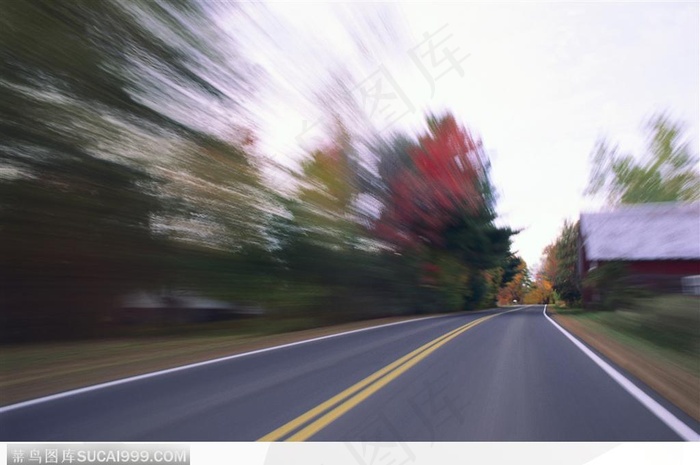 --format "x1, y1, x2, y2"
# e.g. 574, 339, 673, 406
374, 114, 488, 250
289, 122, 363, 251
0, 152, 163, 341
524, 271, 554, 304
540, 221, 581, 306
587, 113, 700, 204
267, 122, 406, 320
371, 113, 516, 310
501, 253, 525, 287
372, 114, 514, 268
154, 133, 273, 252
497, 258, 529, 305
0, 0, 262, 340
540, 244, 559, 286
